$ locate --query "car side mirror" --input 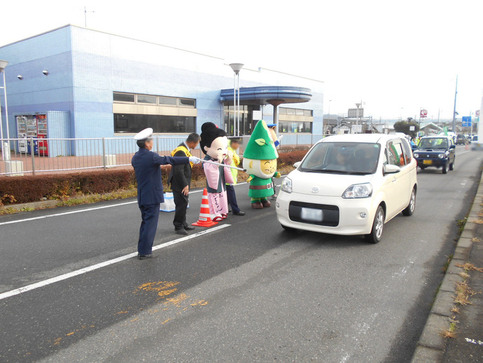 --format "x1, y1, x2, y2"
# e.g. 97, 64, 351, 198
293, 161, 302, 168
450, 145, 456, 149
383, 164, 401, 175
